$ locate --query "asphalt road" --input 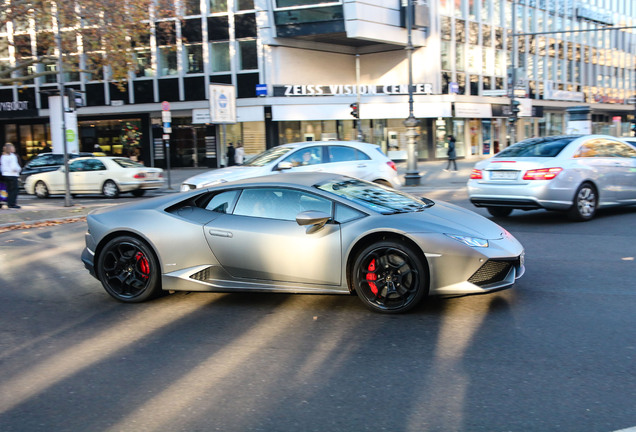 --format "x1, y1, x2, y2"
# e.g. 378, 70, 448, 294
1, 191, 635, 432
